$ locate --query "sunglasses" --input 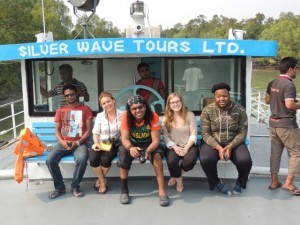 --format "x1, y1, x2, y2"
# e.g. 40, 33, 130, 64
64, 93, 76, 98
130, 105, 144, 111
